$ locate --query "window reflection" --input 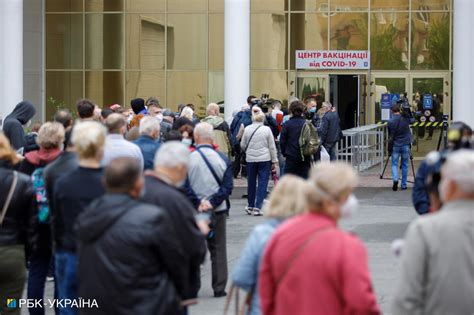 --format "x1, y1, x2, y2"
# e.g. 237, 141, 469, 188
329, 13, 368, 50
251, 0, 287, 12
411, 12, 449, 70
46, 71, 83, 118
209, 14, 224, 70
85, 0, 123, 12
412, 0, 450, 10
167, 71, 207, 114
370, 12, 408, 70
126, 71, 165, 104
251, 72, 288, 103
126, 14, 165, 69
330, 0, 368, 11
251, 14, 287, 70
46, 0, 83, 12
85, 14, 124, 69
290, 13, 328, 69
167, 0, 207, 12
125, 0, 165, 12
46, 14, 83, 69
85, 71, 124, 106
167, 14, 207, 70
370, 0, 409, 10
291, 0, 328, 11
